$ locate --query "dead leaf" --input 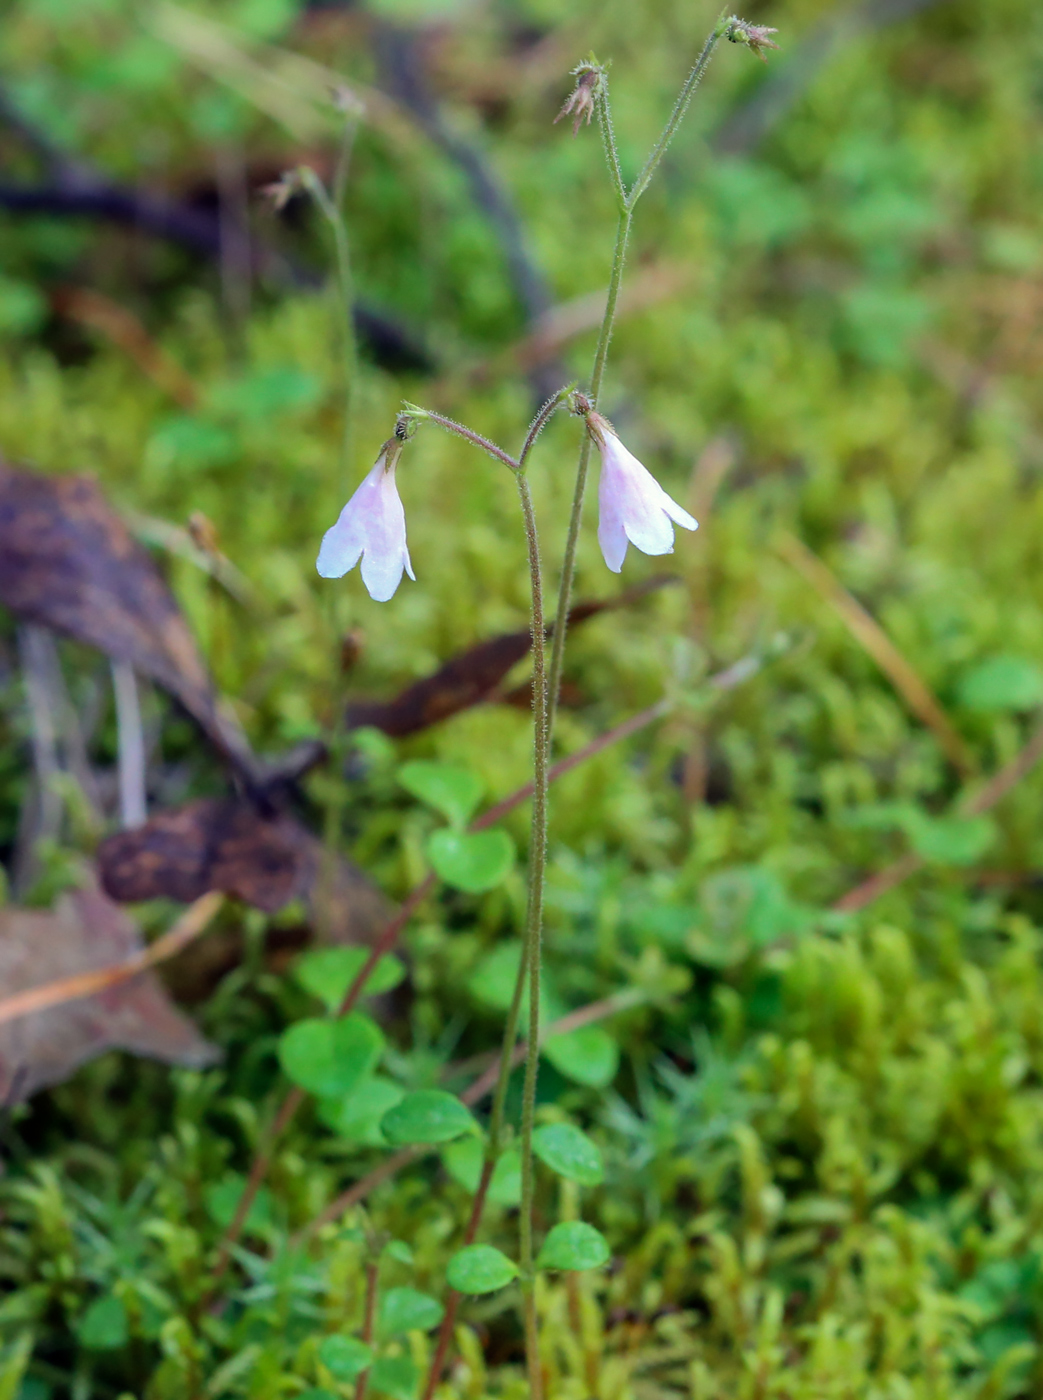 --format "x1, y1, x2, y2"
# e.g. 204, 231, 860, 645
97, 798, 393, 941
0, 462, 253, 776
0, 879, 218, 1103
346, 575, 677, 737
